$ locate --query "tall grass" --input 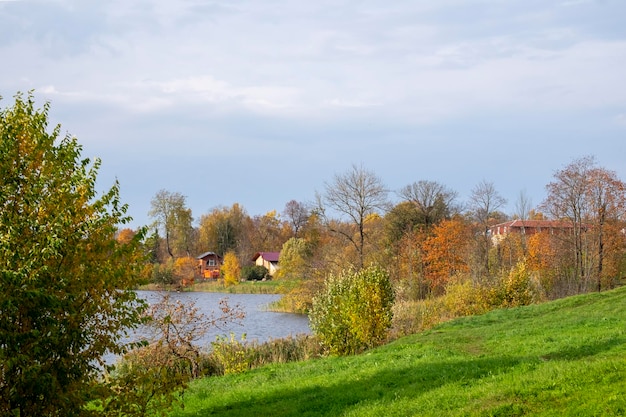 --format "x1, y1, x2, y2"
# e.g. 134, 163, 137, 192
199, 334, 323, 377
